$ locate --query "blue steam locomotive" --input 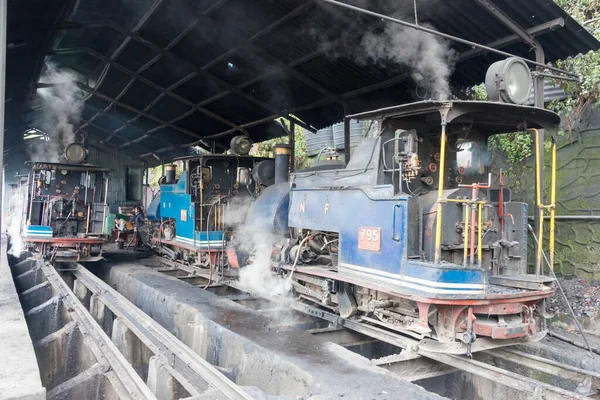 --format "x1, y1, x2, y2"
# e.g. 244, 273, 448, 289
147, 59, 559, 355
